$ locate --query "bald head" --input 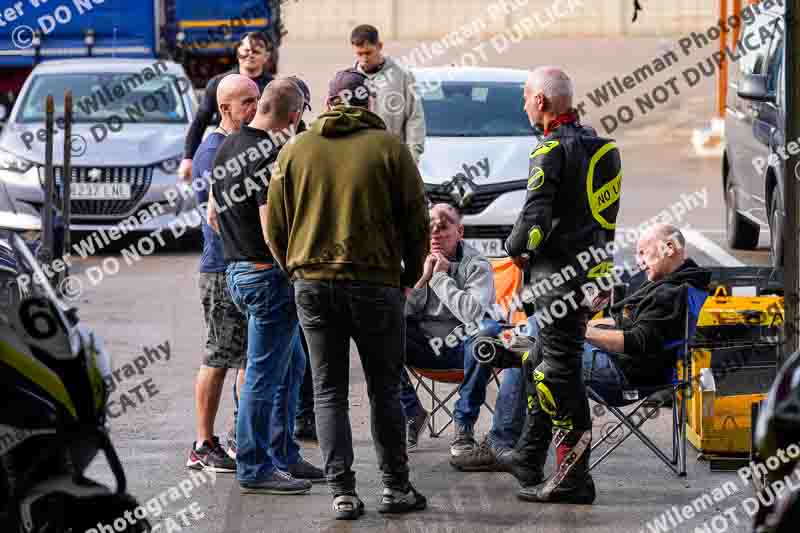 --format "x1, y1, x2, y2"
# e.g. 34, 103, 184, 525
527, 67, 573, 113
430, 203, 461, 223
257, 78, 304, 121
216, 75, 259, 131
636, 223, 686, 281
645, 223, 686, 251
218, 74, 258, 105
